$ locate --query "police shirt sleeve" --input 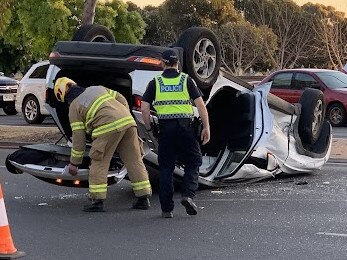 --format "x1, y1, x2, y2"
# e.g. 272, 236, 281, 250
142, 80, 156, 104
187, 77, 203, 100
